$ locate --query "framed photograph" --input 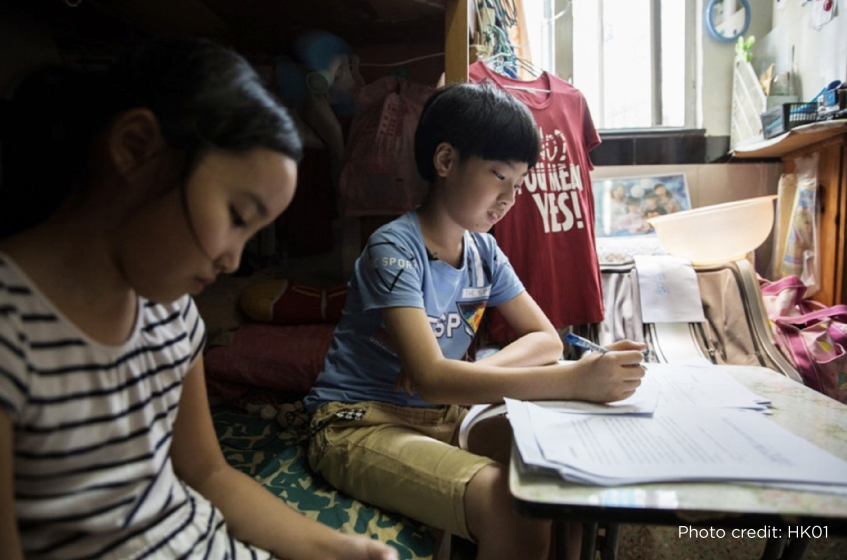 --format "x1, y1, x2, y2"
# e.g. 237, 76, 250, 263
592, 173, 691, 237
